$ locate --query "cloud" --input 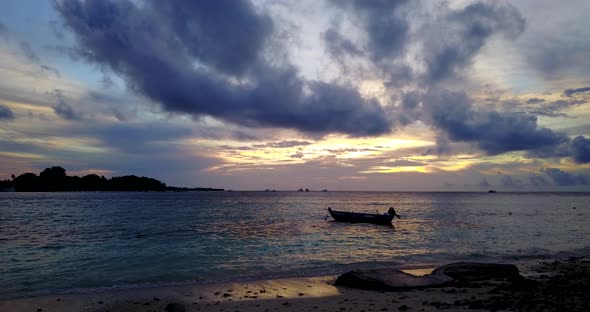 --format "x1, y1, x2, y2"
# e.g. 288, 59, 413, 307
323, 28, 363, 58
421, 90, 568, 155
526, 98, 545, 104
0, 19, 60, 77
570, 136, 590, 164
543, 168, 588, 186
253, 140, 312, 149
289, 152, 304, 159
341, 0, 410, 62
150, 1, 272, 76
528, 173, 550, 187
528, 135, 590, 164
564, 86, 590, 97
88, 123, 193, 155
323, 2, 535, 156
52, 92, 81, 120
325, 0, 410, 63
520, 3, 590, 79
383, 159, 425, 167
53, 0, 390, 137
479, 178, 490, 187
0, 104, 15, 120
527, 101, 585, 118
500, 175, 523, 188
421, 2, 525, 83
514, 97, 587, 118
